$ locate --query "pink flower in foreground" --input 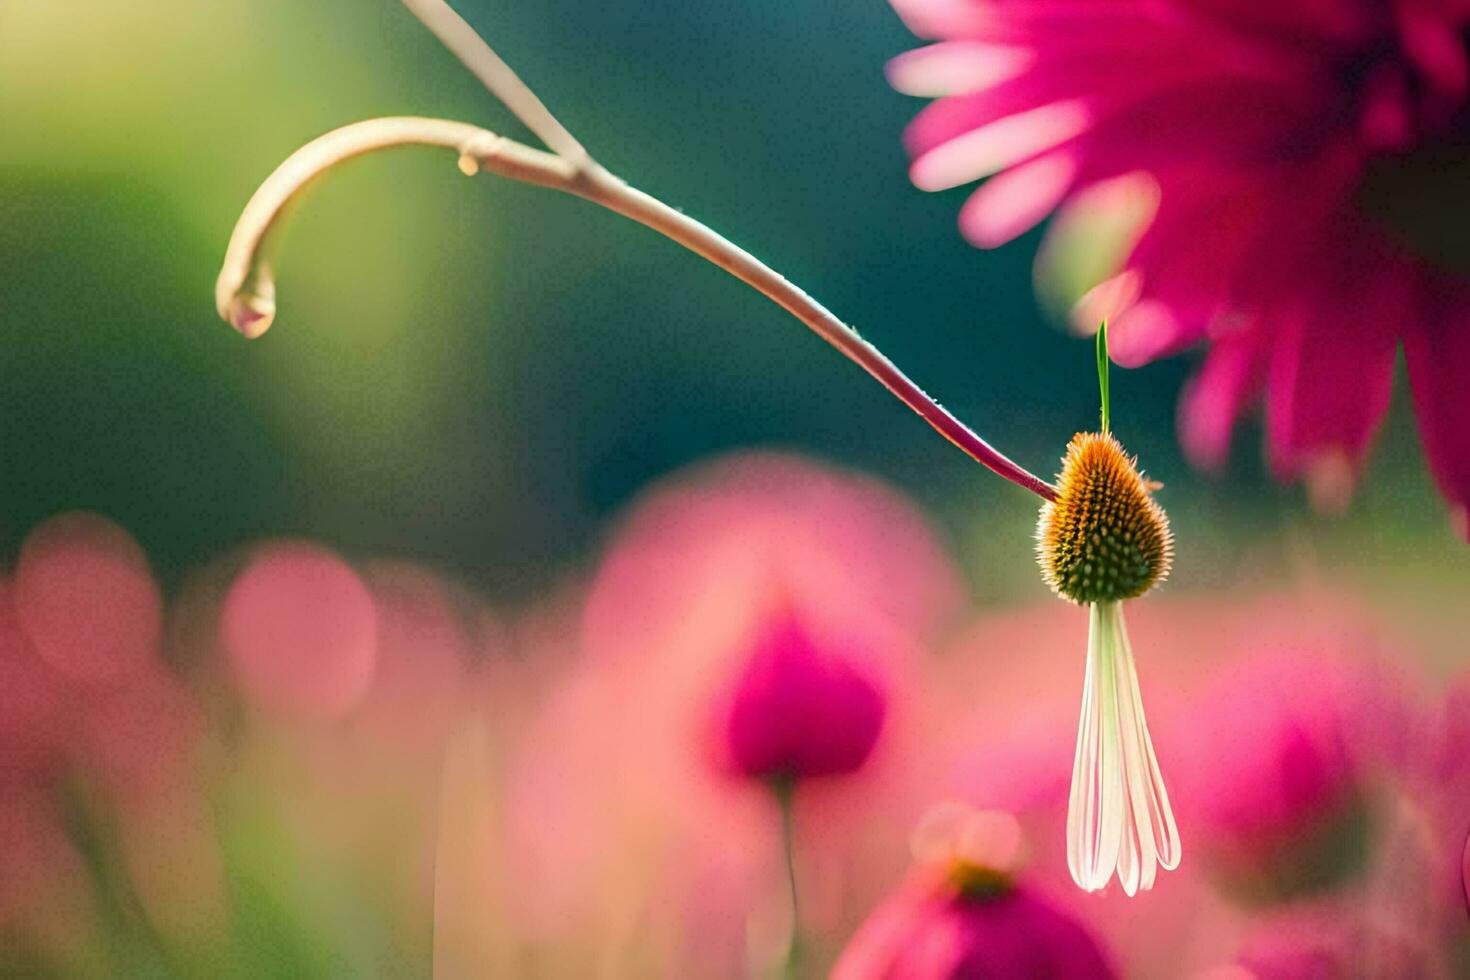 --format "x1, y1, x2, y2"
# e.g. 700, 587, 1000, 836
715, 601, 887, 782
889, 0, 1470, 527
833, 872, 1117, 979
834, 808, 1117, 979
